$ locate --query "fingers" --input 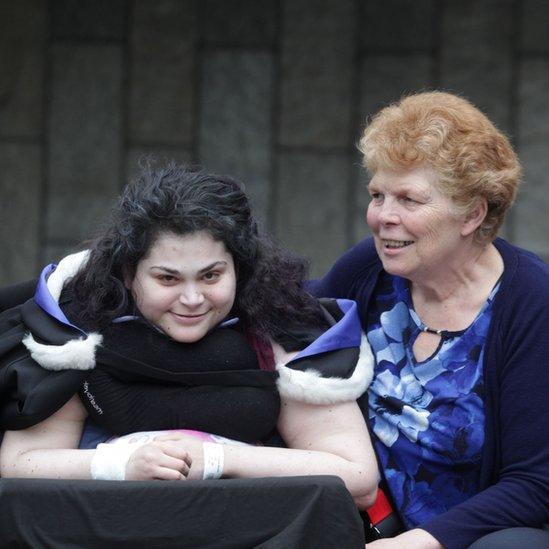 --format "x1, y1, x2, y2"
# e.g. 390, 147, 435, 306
155, 451, 191, 477
152, 435, 203, 461
159, 441, 193, 468
153, 467, 187, 481
126, 442, 192, 481
130, 458, 189, 481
